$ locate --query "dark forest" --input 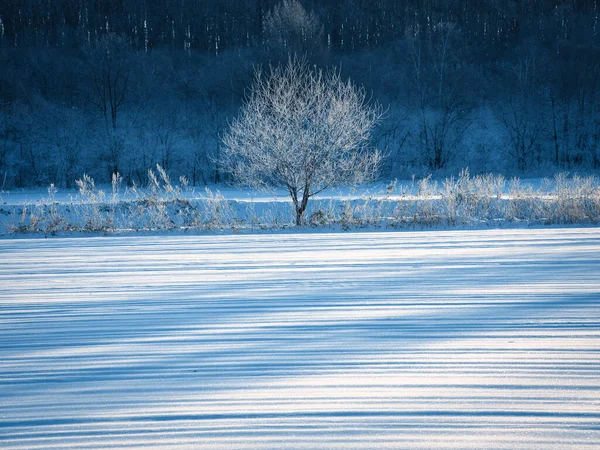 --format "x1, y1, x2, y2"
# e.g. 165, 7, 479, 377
1, 0, 599, 188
